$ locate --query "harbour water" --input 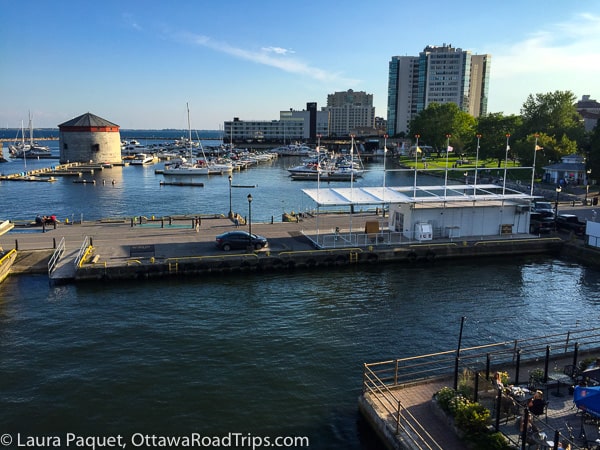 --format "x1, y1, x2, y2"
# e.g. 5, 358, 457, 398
2, 134, 600, 449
